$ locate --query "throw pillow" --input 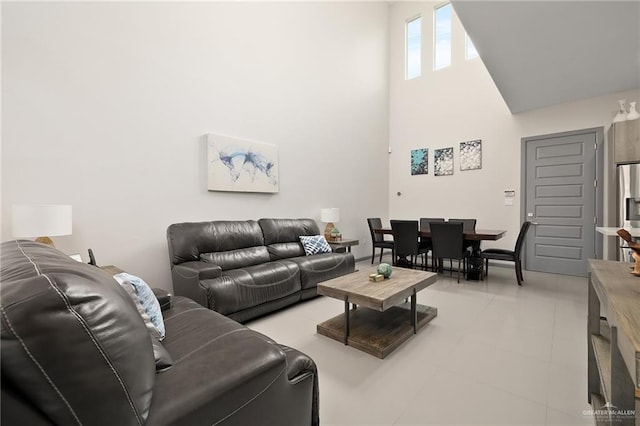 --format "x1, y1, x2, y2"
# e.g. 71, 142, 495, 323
150, 334, 173, 372
113, 272, 166, 340
299, 235, 332, 256
116, 278, 172, 371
